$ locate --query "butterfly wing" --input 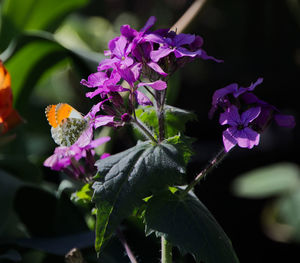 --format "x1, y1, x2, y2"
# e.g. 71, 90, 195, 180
51, 118, 88, 146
